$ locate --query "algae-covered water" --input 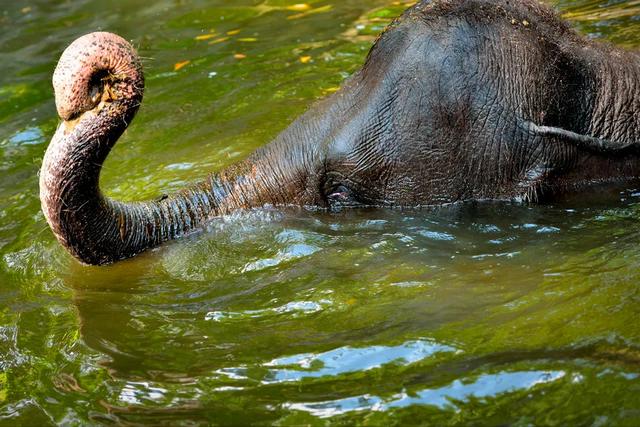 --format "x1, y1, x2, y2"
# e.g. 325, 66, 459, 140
1, 0, 640, 425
